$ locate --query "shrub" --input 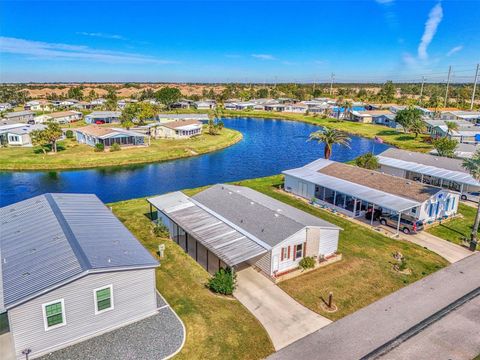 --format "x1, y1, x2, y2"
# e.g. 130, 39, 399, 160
398, 257, 408, 271
153, 222, 169, 238
65, 130, 74, 139
207, 267, 236, 295
94, 143, 105, 152
110, 143, 121, 152
299, 256, 316, 270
